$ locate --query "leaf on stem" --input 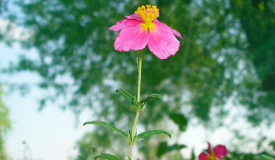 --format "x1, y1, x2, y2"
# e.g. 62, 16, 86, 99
138, 93, 161, 109
83, 121, 128, 137
261, 155, 275, 160
136, 130, 171, 140
94, 154, 122, 160
116, 88, 136, 105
